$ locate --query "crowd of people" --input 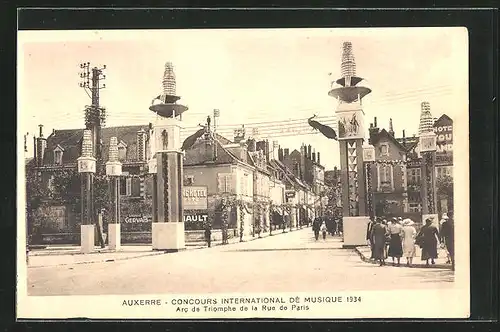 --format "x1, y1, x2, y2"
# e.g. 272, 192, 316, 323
366, 213, 455, 270
312, 217, 343, 241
